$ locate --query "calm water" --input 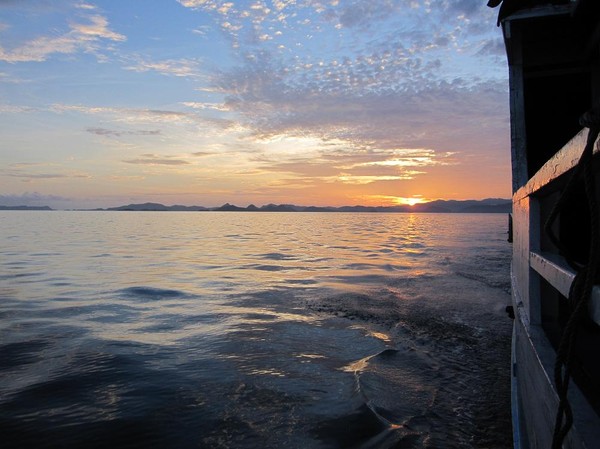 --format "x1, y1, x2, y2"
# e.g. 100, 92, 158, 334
0, 211, 512, 448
